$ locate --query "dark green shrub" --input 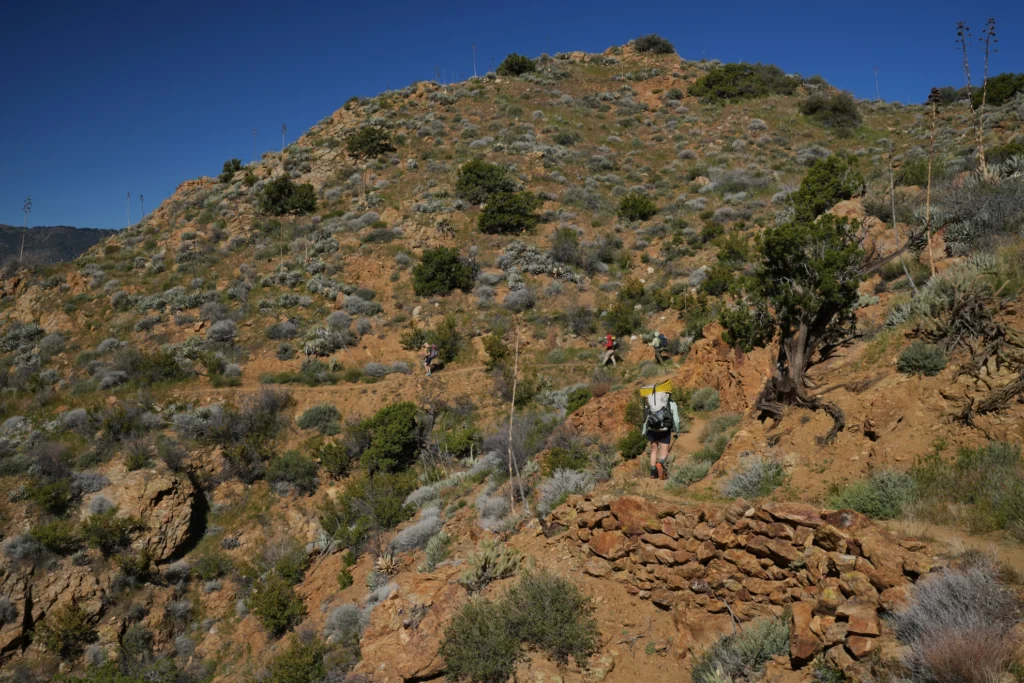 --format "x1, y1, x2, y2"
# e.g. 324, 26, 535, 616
617, 193, 657, 222
267, 451, 320, 494
829, 469, 917, 520
296, 404, 341, 434
972, 72, 1024, 108
35, 602, 96, 659
478, 192, 542, 235
618, 429, 646, 460
428, 316, 463, 365
413, 247, 477, 296
246, 573, 307, 638
219, 158, 243, 183
114, 548, 153, 581
26, 479, 75, 515
440, 570, 598, 681
565, 387, 591, 414
633, 34, 675, 54
359, 402, 421, 473
791, 154, 864, 222
482, 333, 510, 370
456, 159, 518, 205
314, 440, 351, 478
346, 126, 395, 159
81, 509, 145, 556
259, 177, 316, 215
496, 53, 535, 77
317, 471, 416, 552
719, 302, 775, 352
194, 552, 232, 581
30, 519, 81, 555
895, 157, 937, 187
400, 327, 428, 351
897, 342, 947, 376
552, 131, 581, 146
549, 227, 583, 267
799, 92, 861, 133
337, 567, 353, 589
689, 63, 799, 102
114, 347, 190, 386
502, 570, 598, 666
989, 141, 1024, 166
700, 261, 735, 296
268, 634, 328, 683
544, 446, 590, 474
440, 598, 519, 682
604, 301, 643, 336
